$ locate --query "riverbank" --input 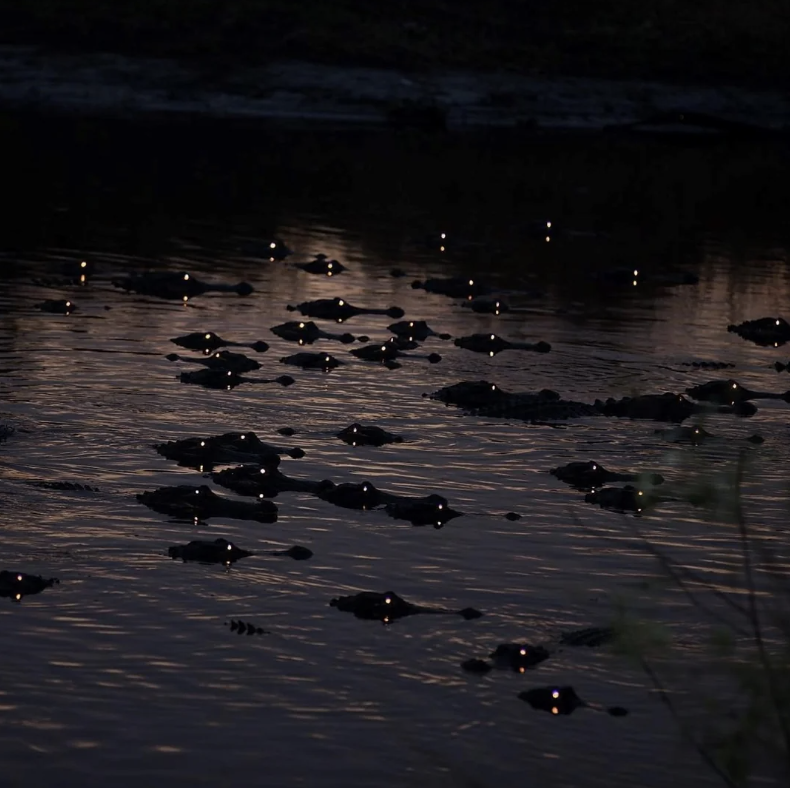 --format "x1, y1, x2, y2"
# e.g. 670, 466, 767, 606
1, 47, 788, 133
